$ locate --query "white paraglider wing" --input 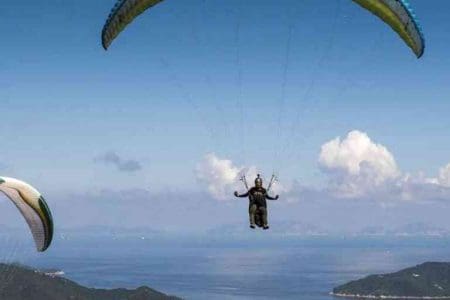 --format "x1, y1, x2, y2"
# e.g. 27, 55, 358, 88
0, 177, 53, 252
